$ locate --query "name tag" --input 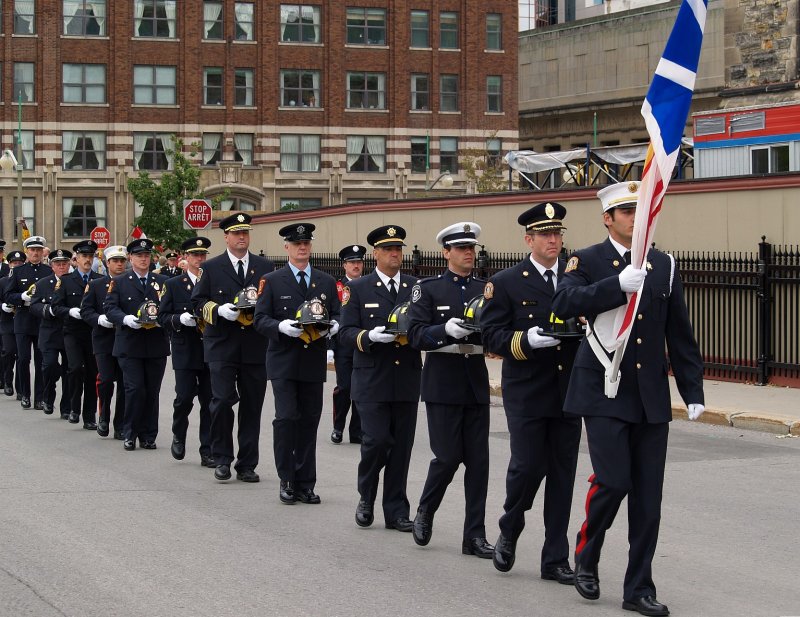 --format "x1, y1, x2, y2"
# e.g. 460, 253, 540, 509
364, 303, 379, 308
436, 306, 450, 310
280, 295, 292, 300
522, 300, 538, 306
